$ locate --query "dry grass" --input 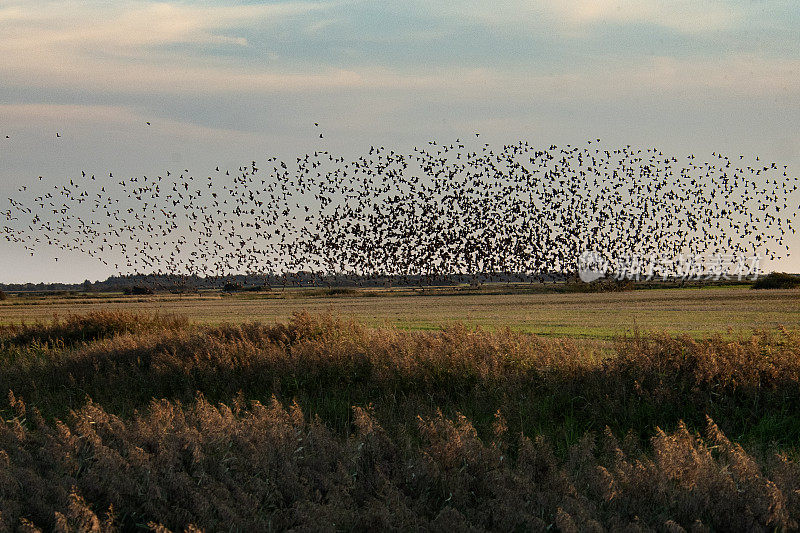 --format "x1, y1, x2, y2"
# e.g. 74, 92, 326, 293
0, 311, 187, 349
1, 312, 800, 531
2, 397, 799, 531
2, 287, 799, 339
